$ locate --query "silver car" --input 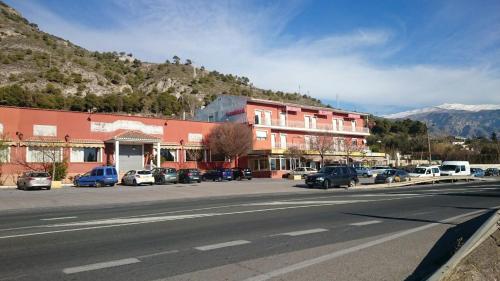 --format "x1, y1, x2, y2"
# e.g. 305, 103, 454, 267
17, 171, 52, 190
